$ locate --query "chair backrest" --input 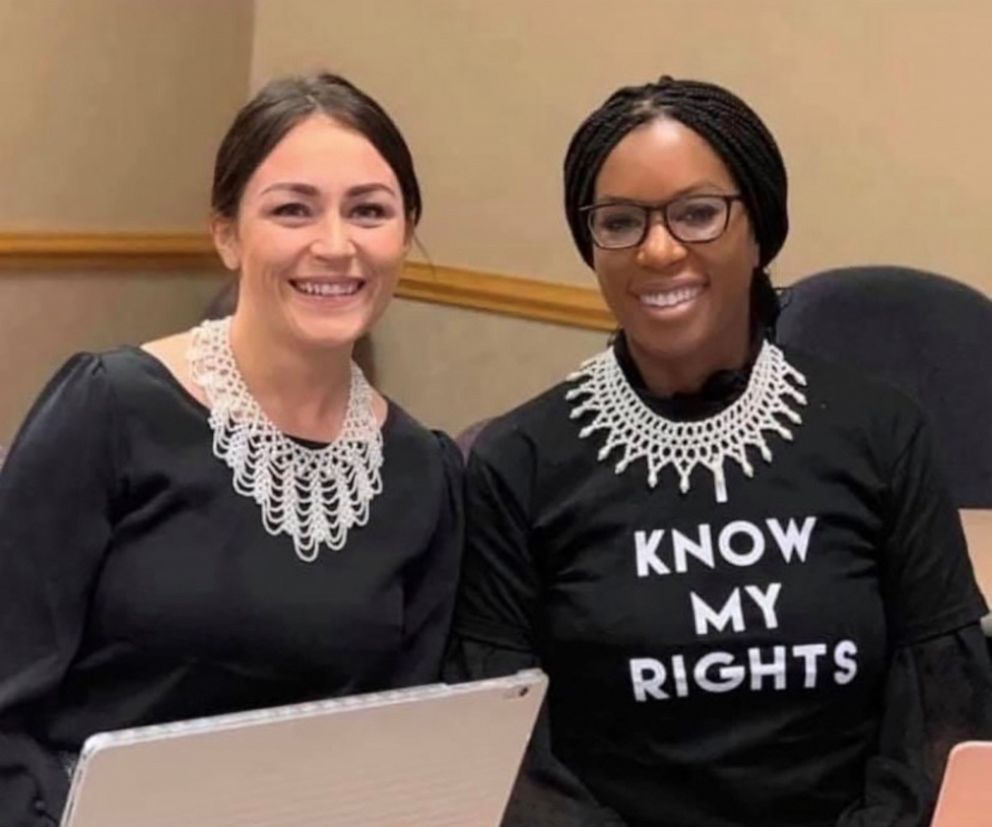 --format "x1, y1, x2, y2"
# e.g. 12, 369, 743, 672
776, 265, 992, 507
